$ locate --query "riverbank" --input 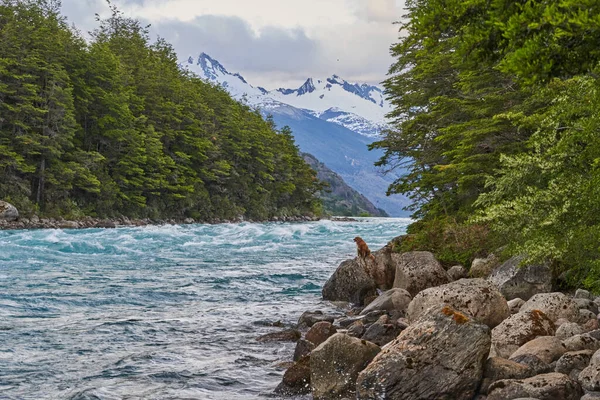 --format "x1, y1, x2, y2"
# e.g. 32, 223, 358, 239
268, 236, 600, 399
